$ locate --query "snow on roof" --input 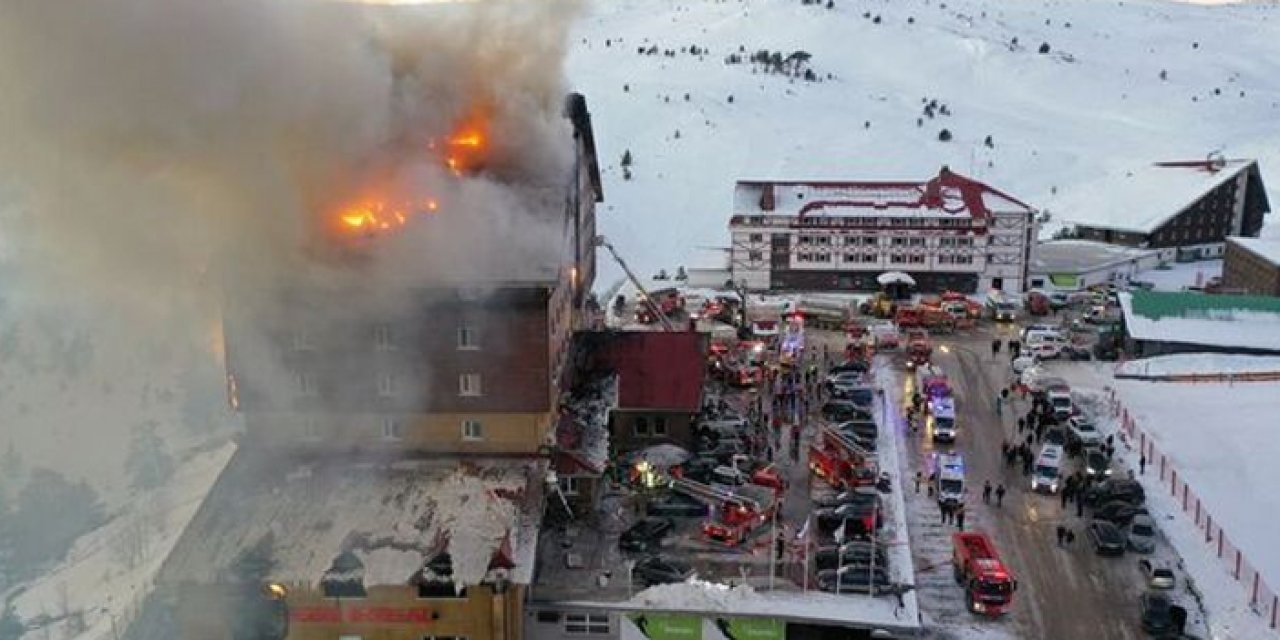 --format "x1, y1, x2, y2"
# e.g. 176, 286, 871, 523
1116, 353, 1280, 377
1055, 159, 1257, 235
733, 167, 1034, 221
1119, 290, 1280, 352
1030, 239, 1160, 275
1228, 236, 1280, 267
556, 374, 618, 473
159, 456, 541, 589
